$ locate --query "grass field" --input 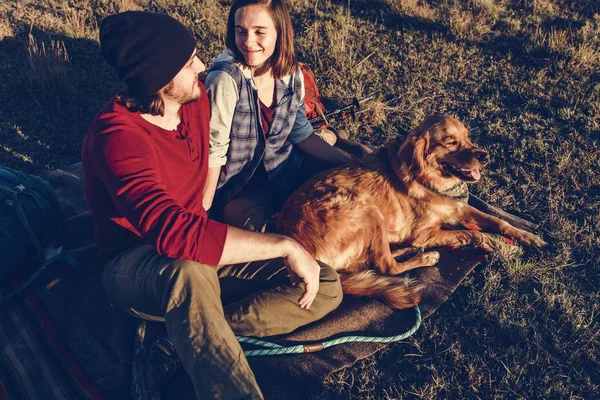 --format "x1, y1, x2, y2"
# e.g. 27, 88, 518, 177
1, 0, 599, 398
